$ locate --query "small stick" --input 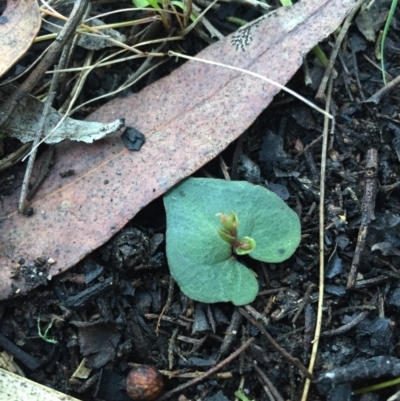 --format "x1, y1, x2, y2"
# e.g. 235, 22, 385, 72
157, 337, 255, 401
26, 146, 55, 200
315, 0, 364, 100
332, 305, 376, 316
239, 308, 312, 380
350, 44, 365, 101
301, 73, 335, 401
336, 52, 354, 102
18, 84, 57, 212
253, 361, 285, 401
366, 73, 400, 104
156, 276, 175, 335
354, 276, 390, 289
321, 311, 370, 337
303, 304, 314, 365
291, 283, 315, 324
0, 334, 41, 371
294, 135, 323, 158
258, 287, 288, 296
346, 148, 378, 289
0, 143, 31, 173
168, 327, 179, 370
216, 307, 242, 361
18, 0, 89, 212
218, 155, 231, 181
145, 314, 191, 330
244, 304, 269, 327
